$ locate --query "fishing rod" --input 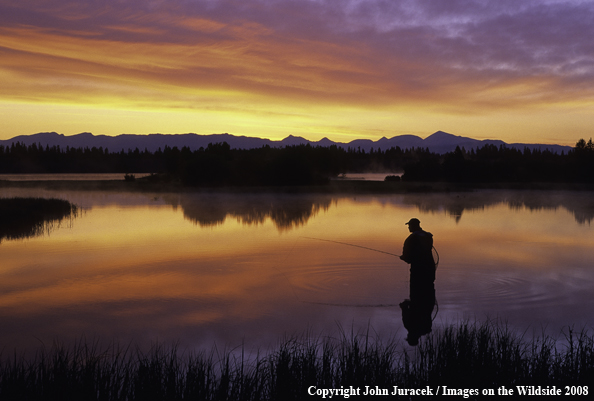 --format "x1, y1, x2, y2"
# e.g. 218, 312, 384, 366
301, 235, 440, 268
296, 236, 440, 313
300, 236, 401, 258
